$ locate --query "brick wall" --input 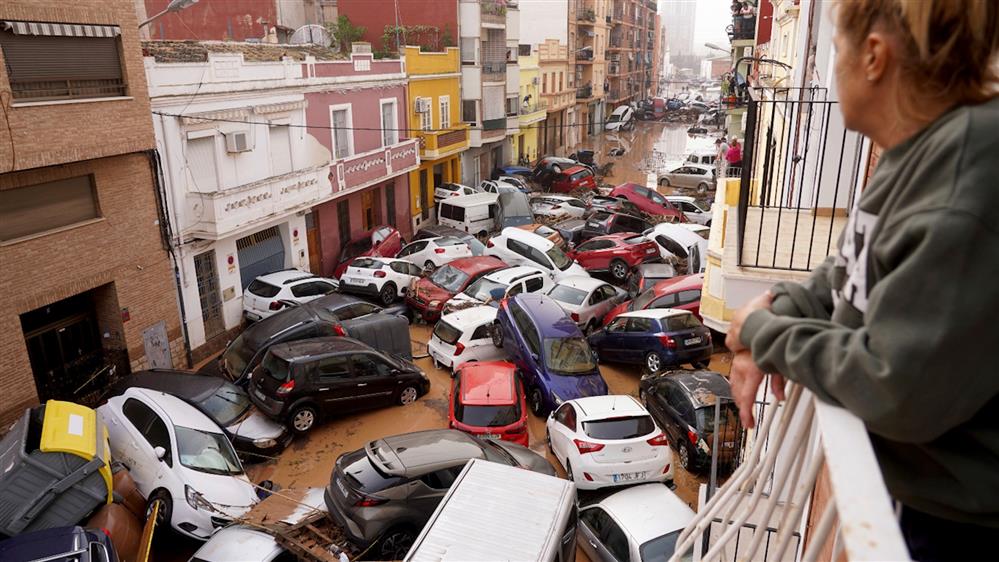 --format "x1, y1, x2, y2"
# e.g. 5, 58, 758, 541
0, 0, 155, 171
